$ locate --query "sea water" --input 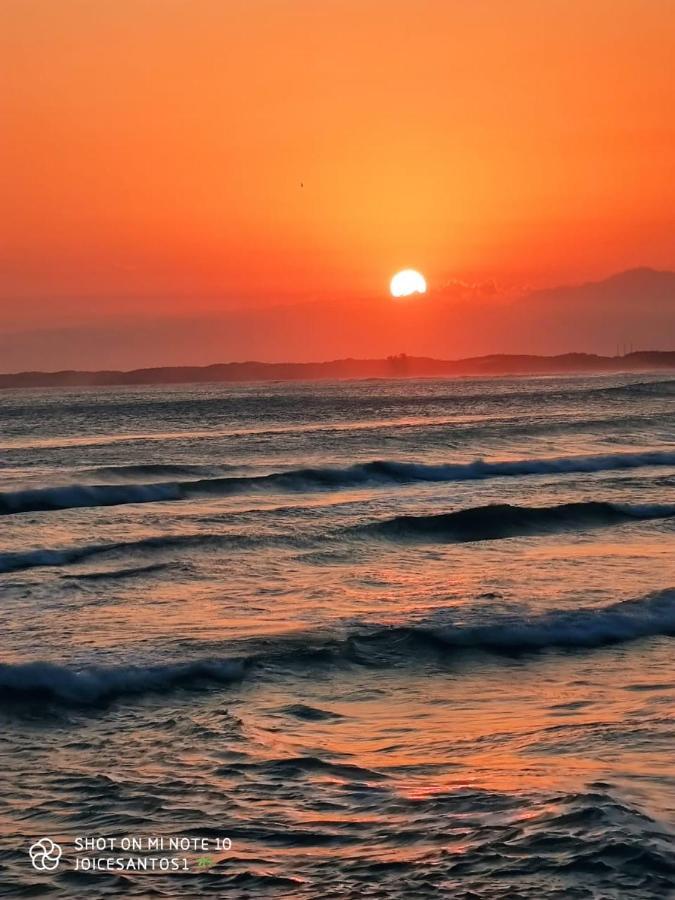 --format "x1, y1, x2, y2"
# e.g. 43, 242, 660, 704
0, 374, 674, 897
